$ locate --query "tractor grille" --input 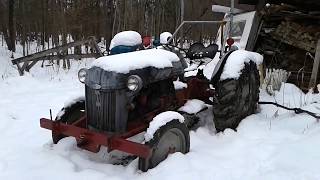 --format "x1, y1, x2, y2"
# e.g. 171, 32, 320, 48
86, 86, 117, 132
